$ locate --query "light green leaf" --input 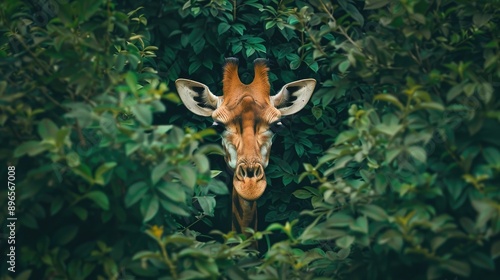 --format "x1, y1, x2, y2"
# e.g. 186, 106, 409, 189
408, 146, 427, 163
156, 182, 186, 203
335, 130, 357, 145
131, 104, 152, 126
159, 199, 190, 216
416, 102, 445, 111
14, 141, 49, 157
94, 162, 117, 185
217, 22, 231, 35
151, 162, 169, 185
210, 170, 222, 178
374, 94, 404, 110
142, 195, 159, 222
125, 181, 149, 207
196, 196, 216, 216
293, 189, 313, 199
178, 166, 197, 189
350, 216, 368, 234
38, 119, 58, 141
364, 0, 390, 10
359, 204, 388, 221
125, 71, 138, 94
336, 235, 355, 248
338, 60, 350, 73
